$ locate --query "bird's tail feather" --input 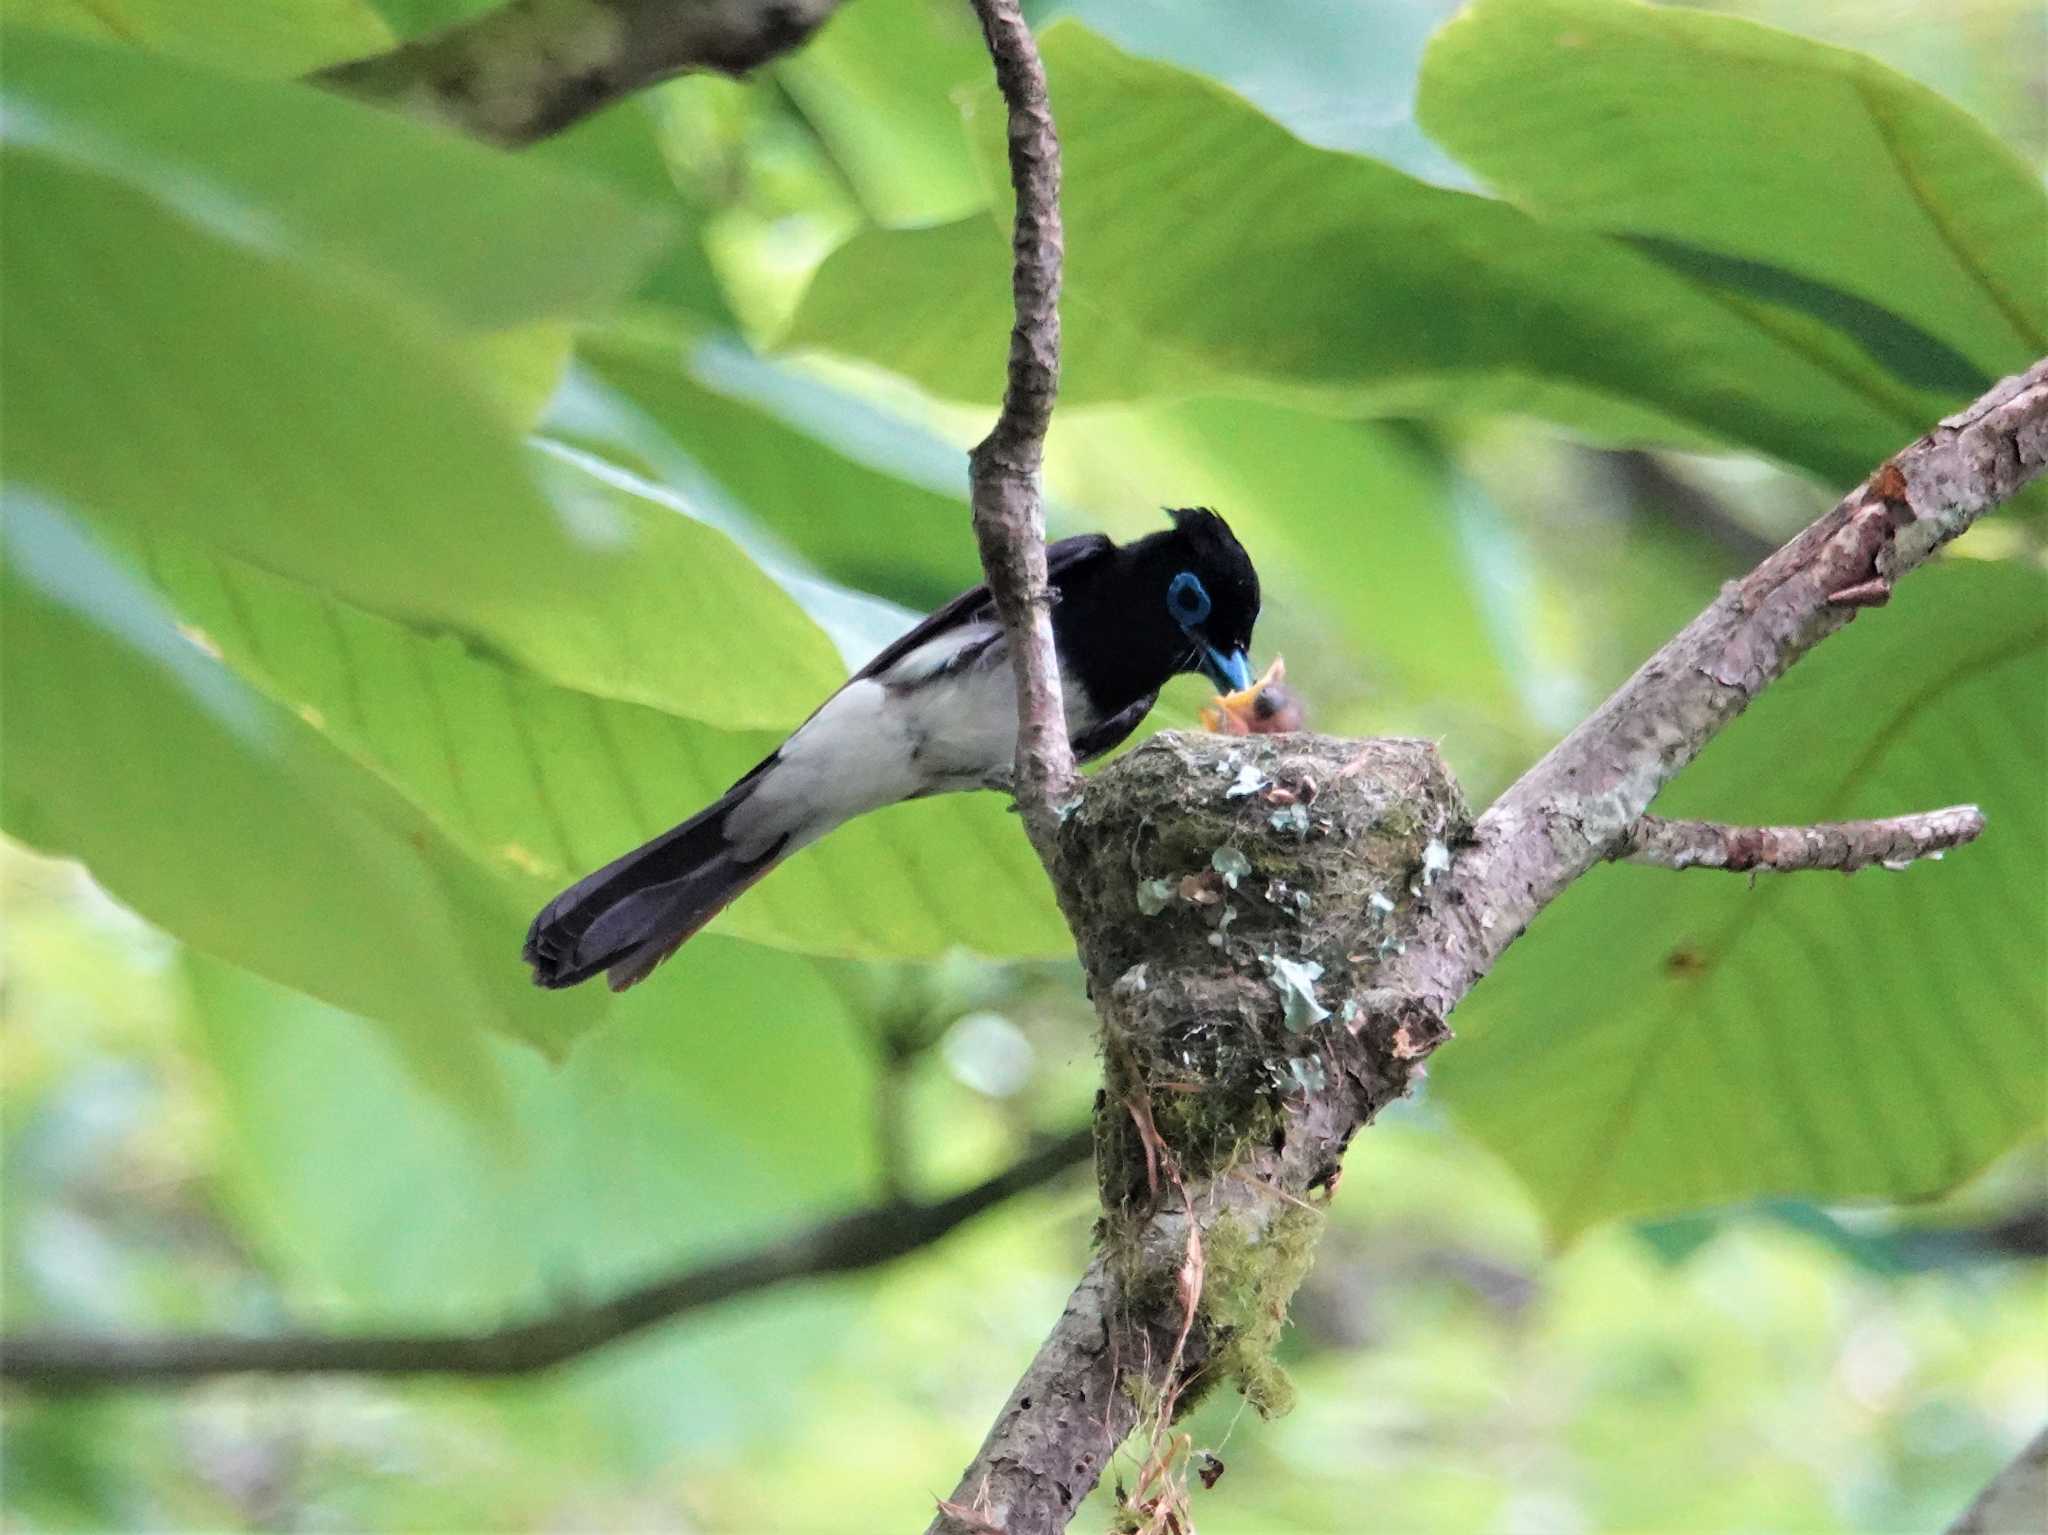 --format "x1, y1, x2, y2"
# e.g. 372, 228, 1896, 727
523, 779, 788, 992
